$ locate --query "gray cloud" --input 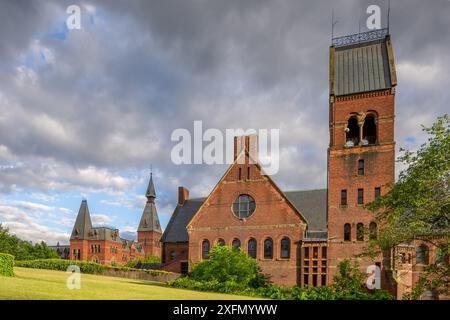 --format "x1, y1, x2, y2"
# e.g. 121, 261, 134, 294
0, 0, 448, 207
